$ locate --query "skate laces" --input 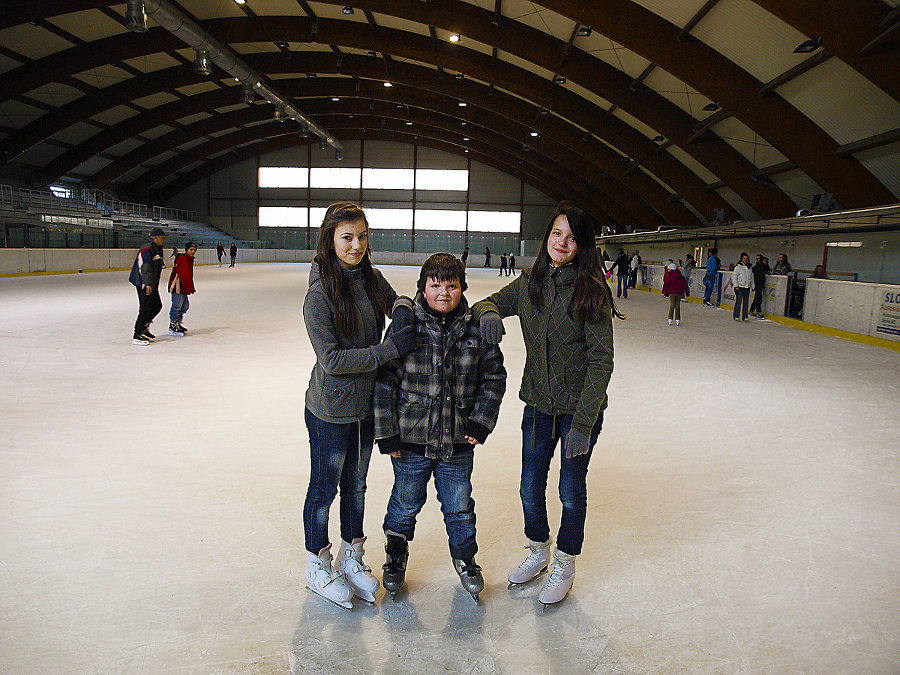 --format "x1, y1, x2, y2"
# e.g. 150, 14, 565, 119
545, 559, 573, 588
517, 543, 547, 571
